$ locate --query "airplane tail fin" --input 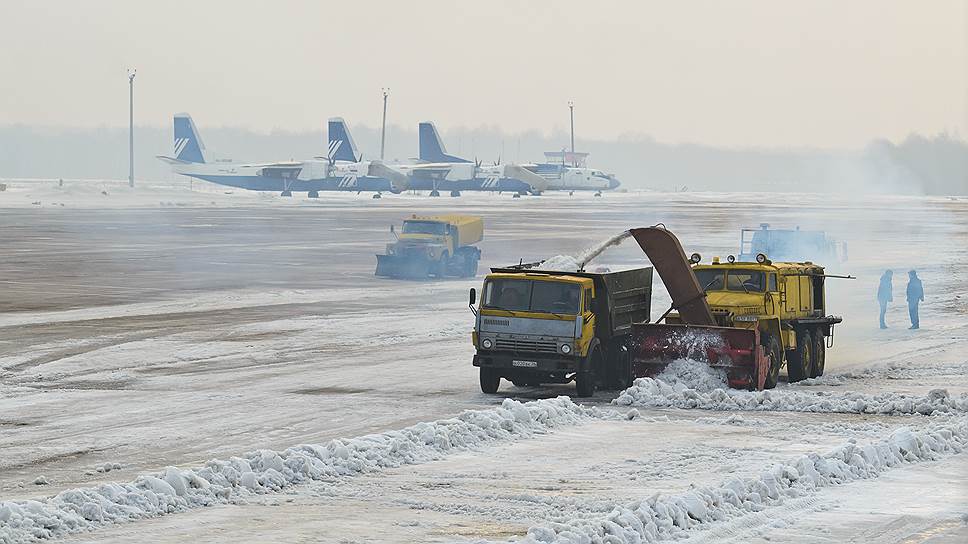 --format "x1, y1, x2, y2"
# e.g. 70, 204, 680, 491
172, 113, 206, 164
418, 122, 470, 163
327, 118, 361, 162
